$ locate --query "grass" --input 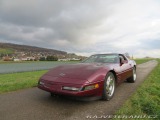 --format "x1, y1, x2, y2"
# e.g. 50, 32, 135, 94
134, 58, 153, 65
0, 70, 47, 94
113, 59, 160, 120
0, 60, 37, 64
0, 48, 13, 54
